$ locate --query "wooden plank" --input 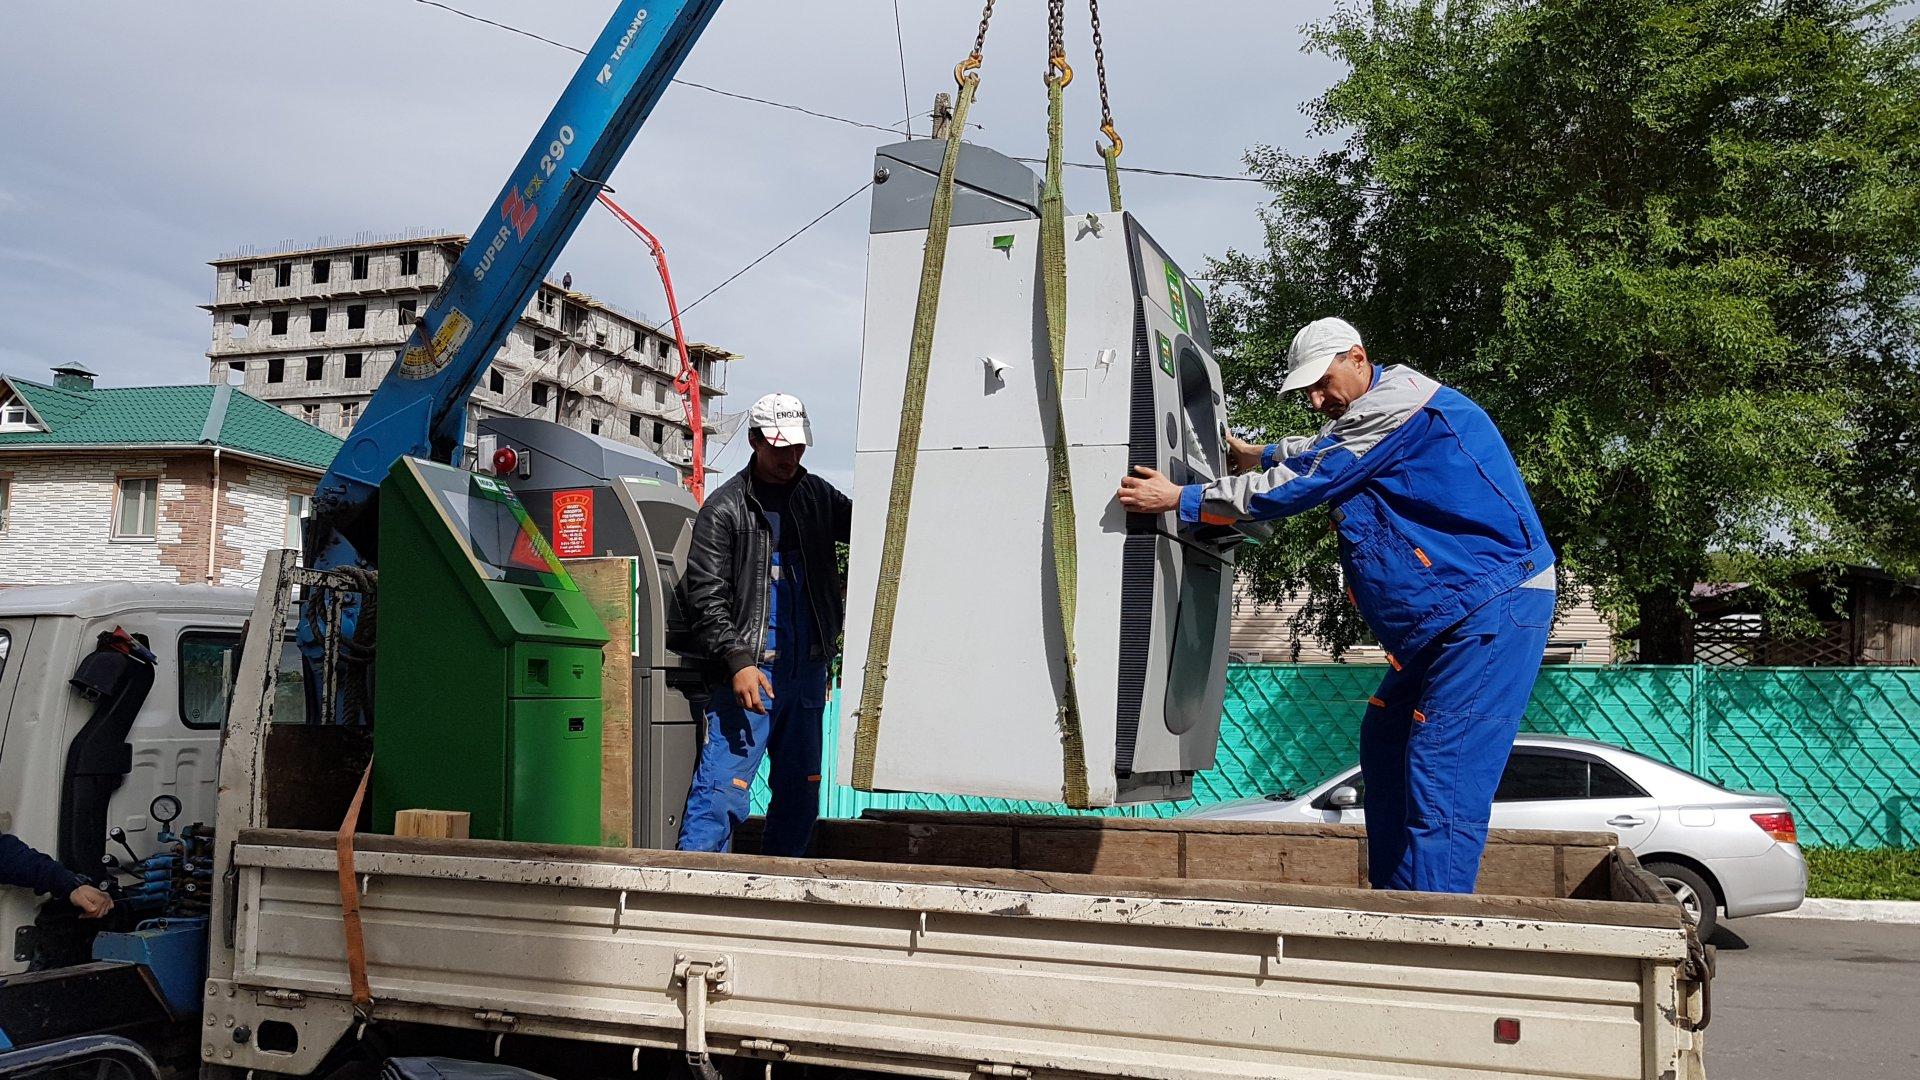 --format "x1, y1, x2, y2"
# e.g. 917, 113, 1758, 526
394, 809, 471, 839
570, 557, 638, 847
1017, 828, 1182, 878
1185, 832, 1363, 888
